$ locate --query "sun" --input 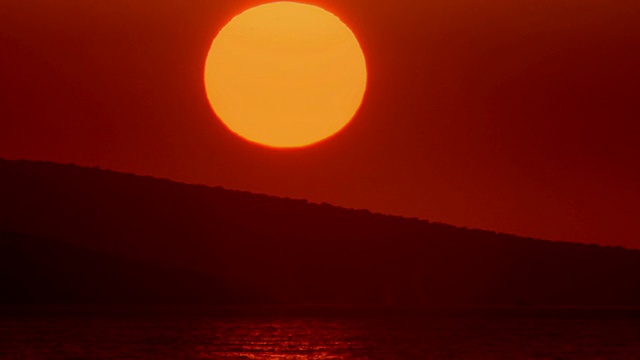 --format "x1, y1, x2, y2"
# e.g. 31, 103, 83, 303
204, 1, 367, 148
